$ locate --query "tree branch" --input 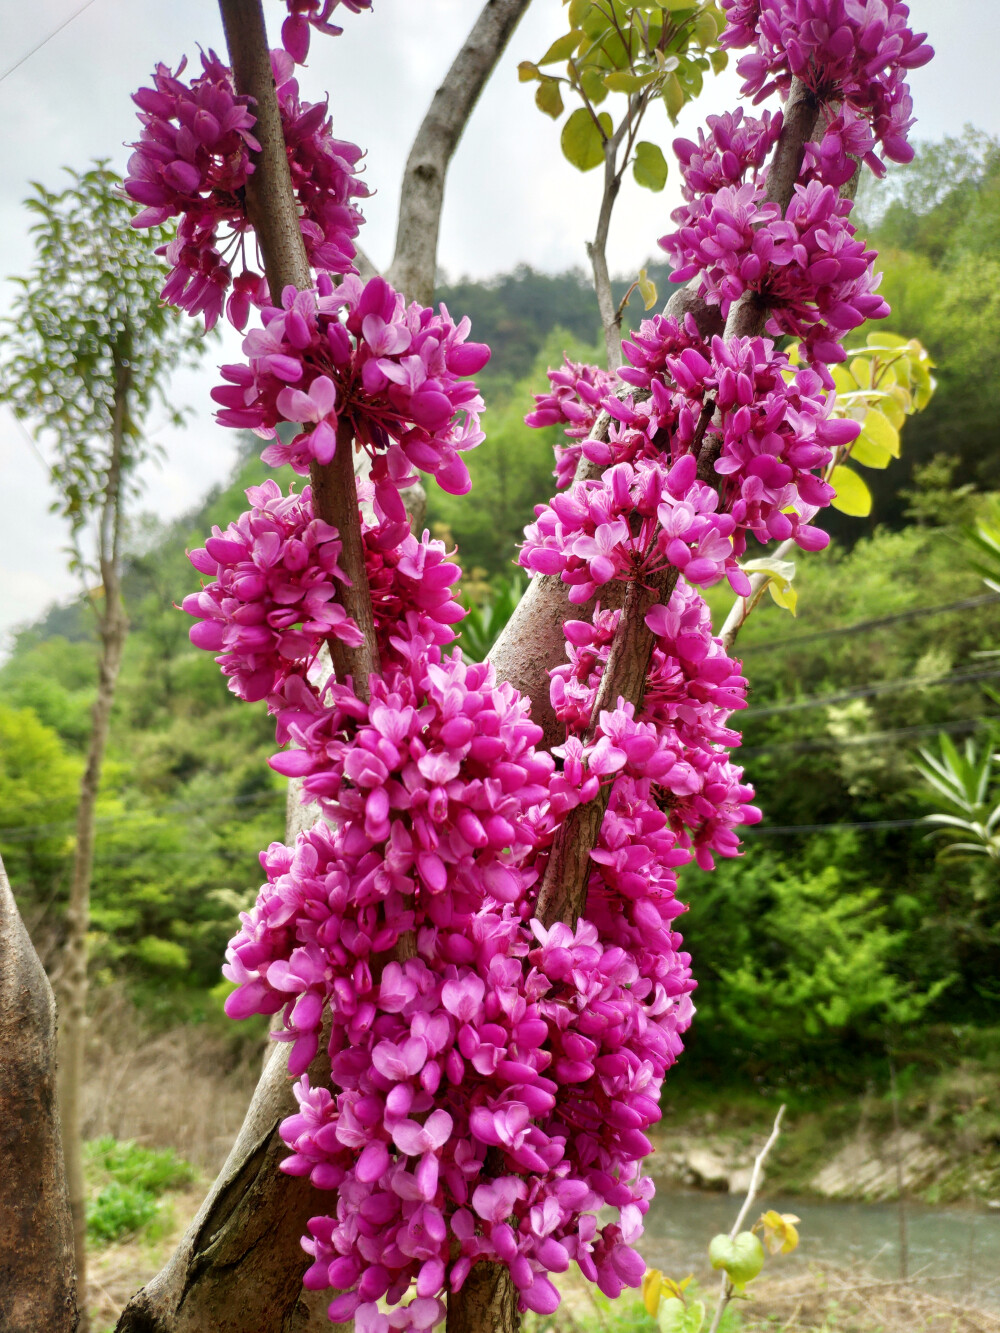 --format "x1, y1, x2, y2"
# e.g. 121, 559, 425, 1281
219, 0, 379, 700
706, 1105, 786, 1333
387, 0, 533, 305
523, 76, 824, 929
0, 854, 79, 1333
